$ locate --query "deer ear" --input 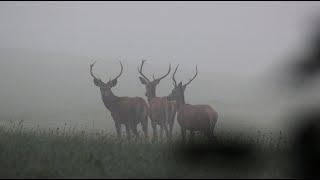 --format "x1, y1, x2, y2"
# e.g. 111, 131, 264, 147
93, 78, 100, 86
178, 82, 183, 88
109, 79, 118, 87
139, 77, 148, 84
